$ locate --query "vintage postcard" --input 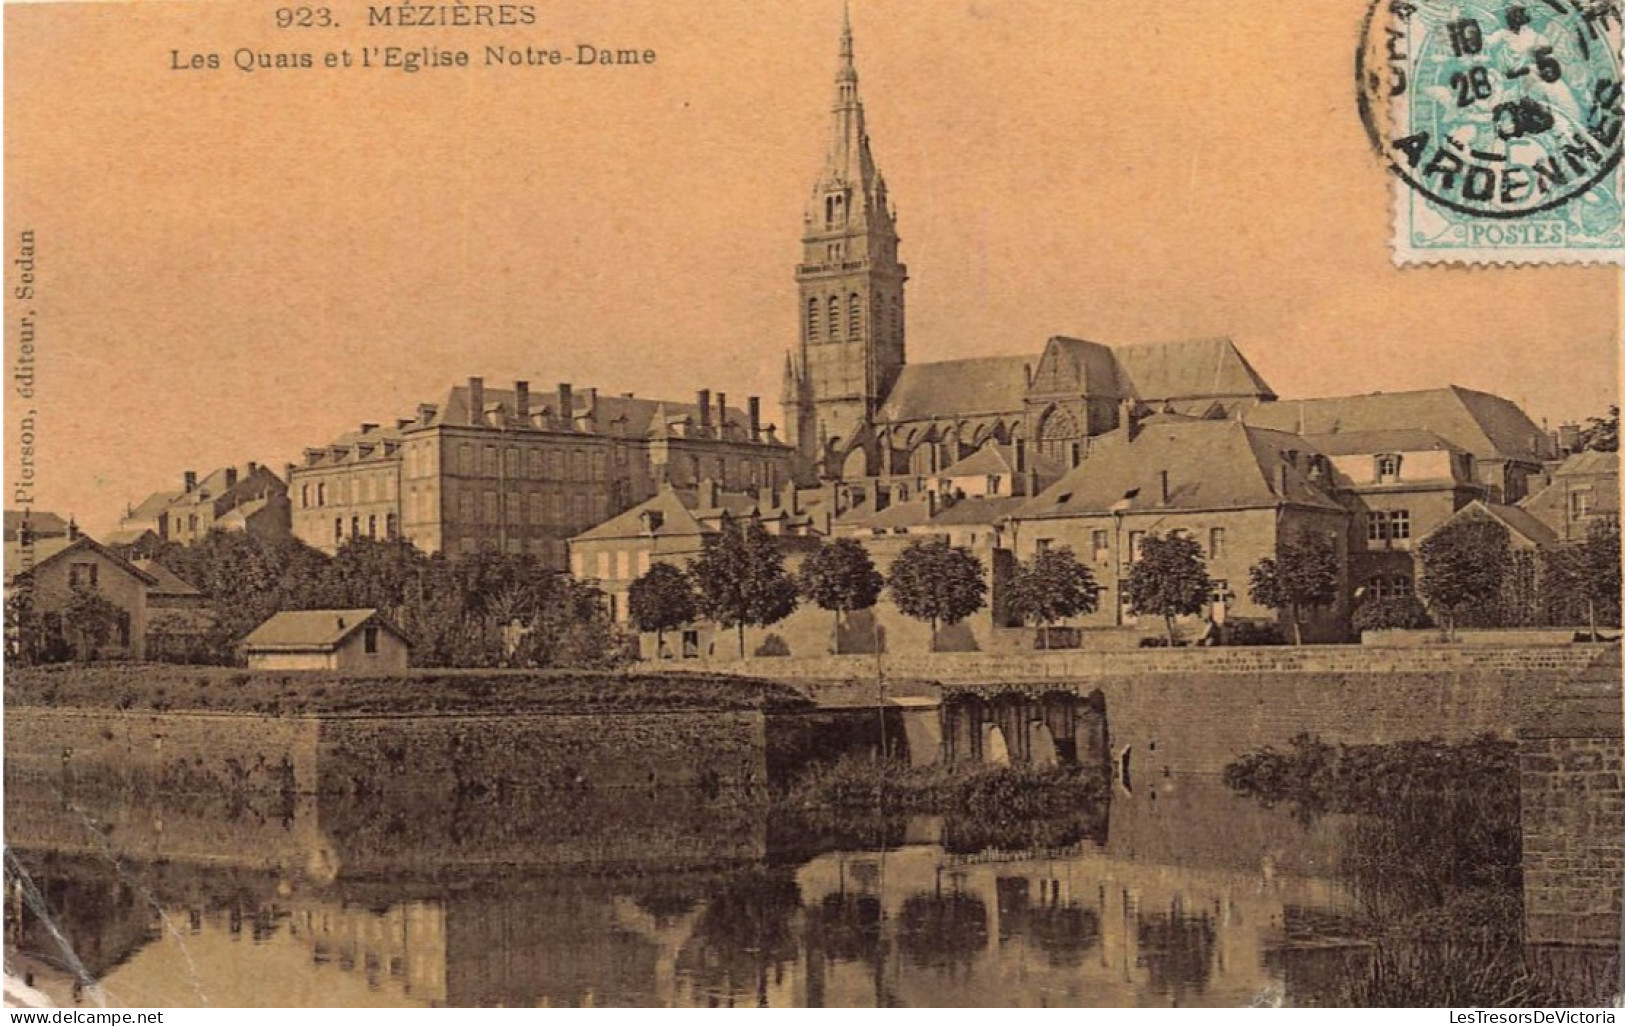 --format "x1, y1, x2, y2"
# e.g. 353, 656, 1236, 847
4, 0, 1621, 1012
